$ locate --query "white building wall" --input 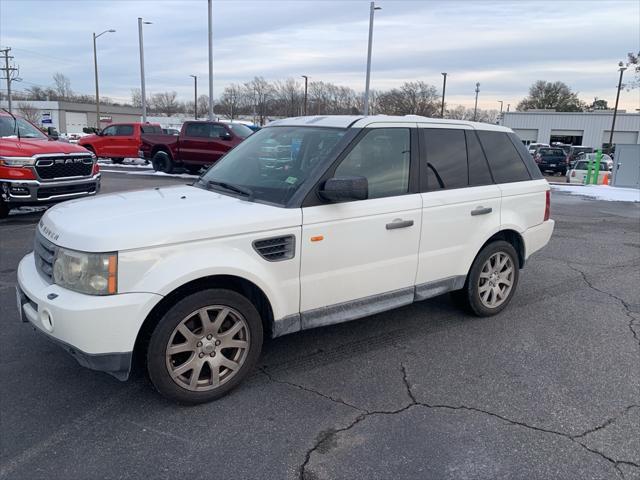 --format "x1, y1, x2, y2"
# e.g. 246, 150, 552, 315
500, 112, 640, 147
